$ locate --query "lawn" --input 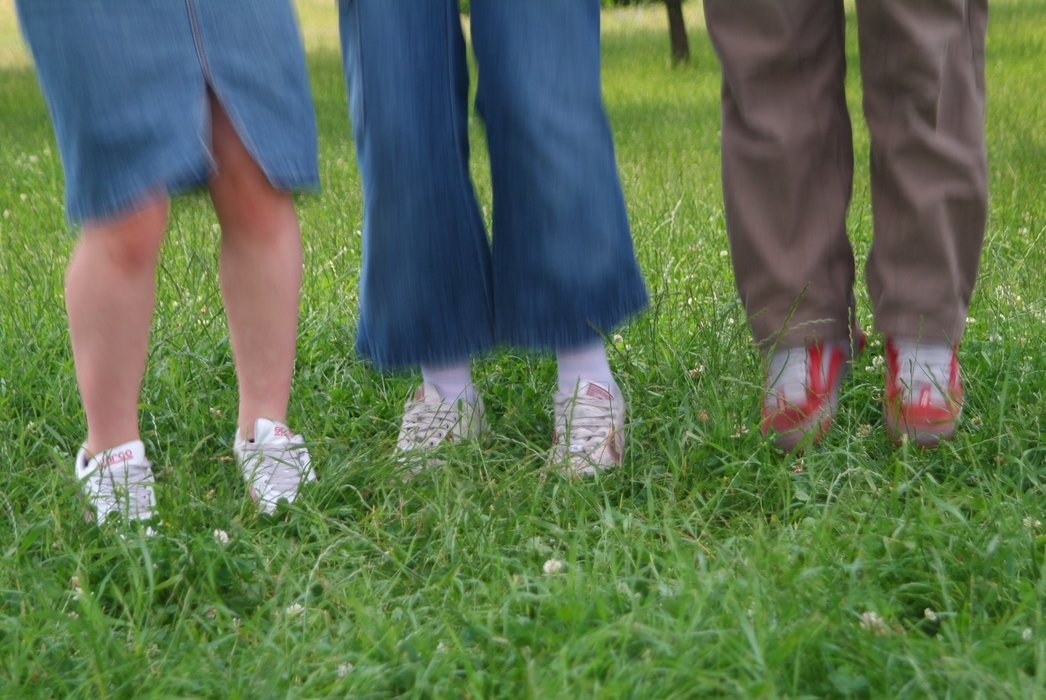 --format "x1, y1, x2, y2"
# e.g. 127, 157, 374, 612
2, 1, 1046, 698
